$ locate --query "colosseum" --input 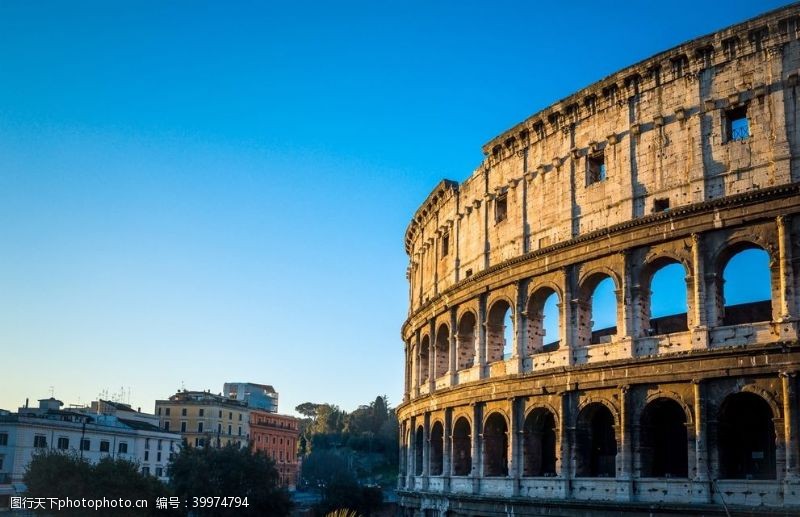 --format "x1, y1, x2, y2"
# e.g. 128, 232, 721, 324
397, 4, 800, 516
